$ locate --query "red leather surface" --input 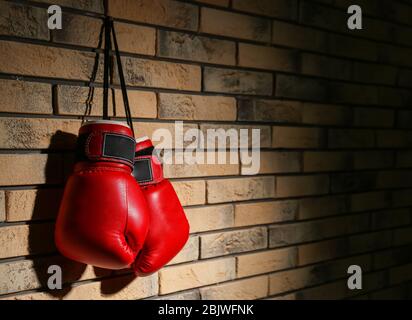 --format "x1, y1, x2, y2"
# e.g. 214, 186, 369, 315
133, 139, 190, 275
55, 122, 150, 270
